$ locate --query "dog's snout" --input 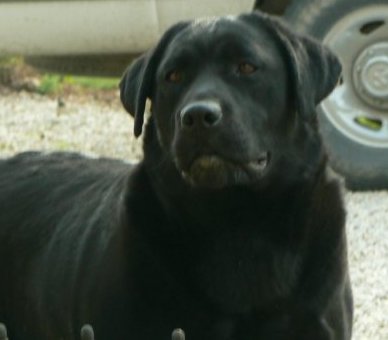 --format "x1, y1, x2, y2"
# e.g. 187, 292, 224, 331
180, 101, 222, 129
